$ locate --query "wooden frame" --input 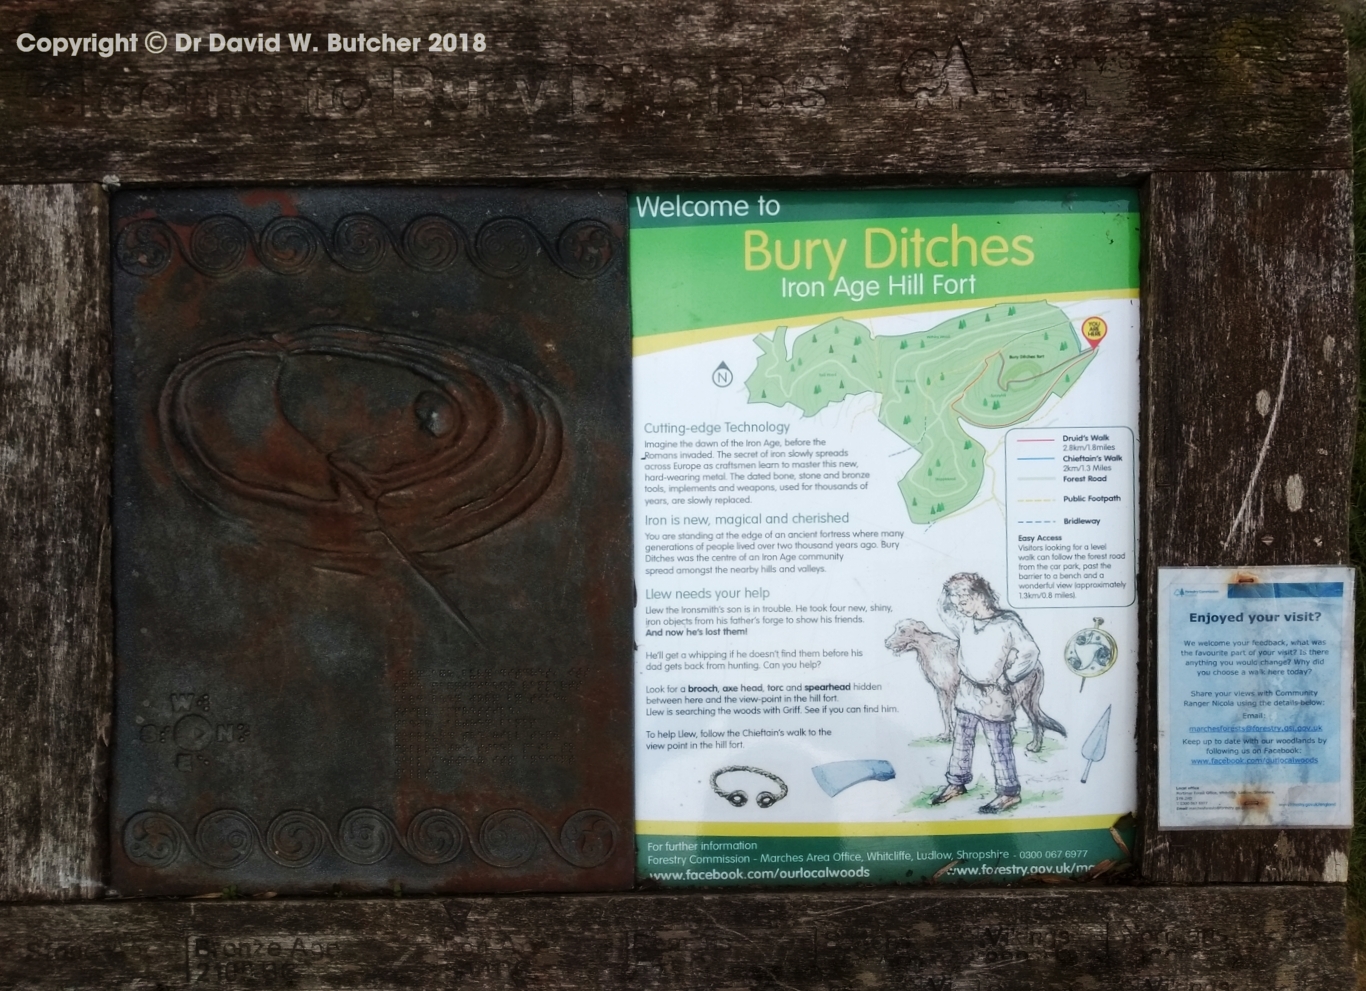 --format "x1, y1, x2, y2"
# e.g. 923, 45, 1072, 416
0, 2, 1356, 987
